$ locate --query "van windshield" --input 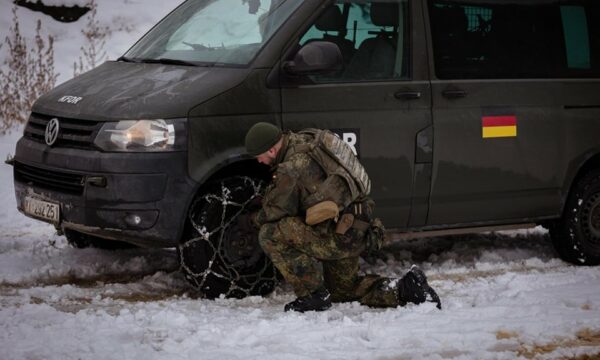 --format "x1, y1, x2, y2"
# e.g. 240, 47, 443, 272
123, 0, 301, 66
